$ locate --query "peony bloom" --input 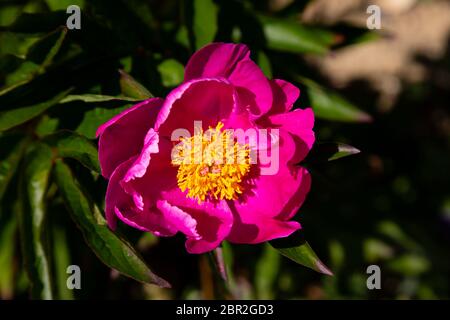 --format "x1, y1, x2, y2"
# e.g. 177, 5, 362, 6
97, 43, 315, 254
